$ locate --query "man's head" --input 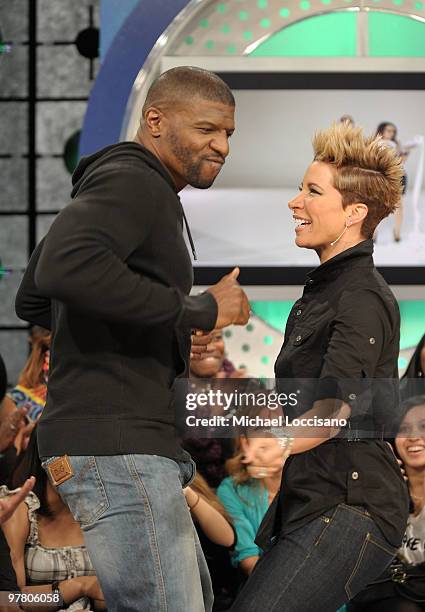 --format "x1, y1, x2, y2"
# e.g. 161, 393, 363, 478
137, 67, 235, 191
